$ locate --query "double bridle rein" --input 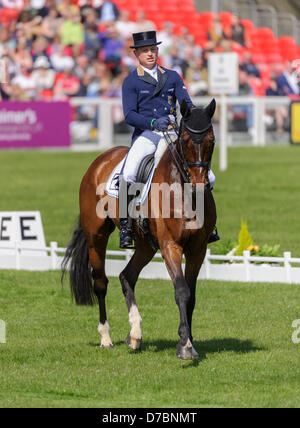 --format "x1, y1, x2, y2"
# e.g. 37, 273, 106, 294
163, 116, 215, 184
